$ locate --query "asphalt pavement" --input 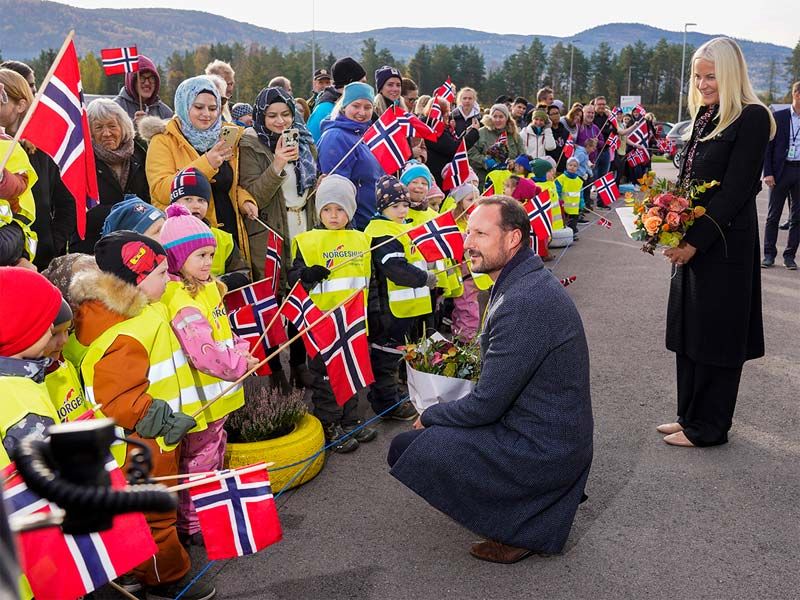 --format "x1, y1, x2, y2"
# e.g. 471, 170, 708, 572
100, 162, 800, 600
